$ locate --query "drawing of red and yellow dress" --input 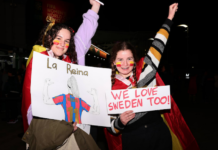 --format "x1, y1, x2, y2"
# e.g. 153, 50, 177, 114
53, 94, 90, 123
